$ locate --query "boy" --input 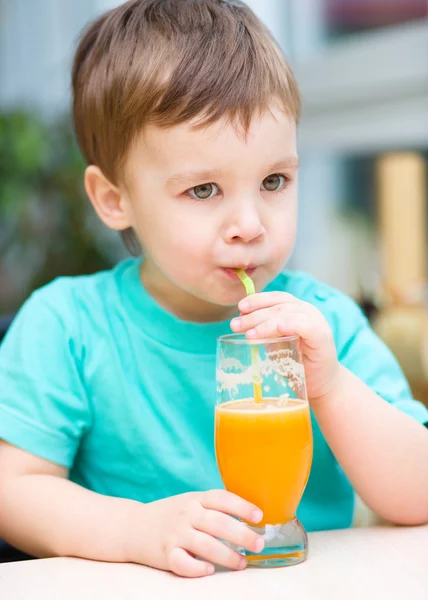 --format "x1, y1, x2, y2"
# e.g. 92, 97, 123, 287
0, 0, 427, 579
